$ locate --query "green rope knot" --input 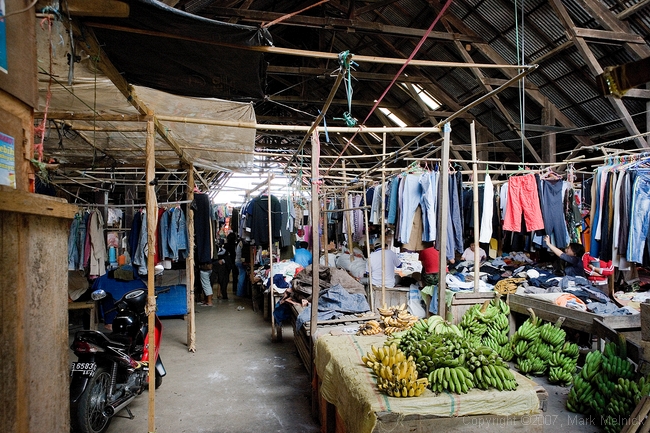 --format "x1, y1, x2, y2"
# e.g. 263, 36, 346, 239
334, 112, 357, 127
